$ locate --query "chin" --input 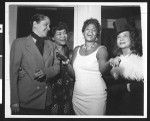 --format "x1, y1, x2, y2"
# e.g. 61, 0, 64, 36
62, 43, 67, 46
61, 41, 66, 44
